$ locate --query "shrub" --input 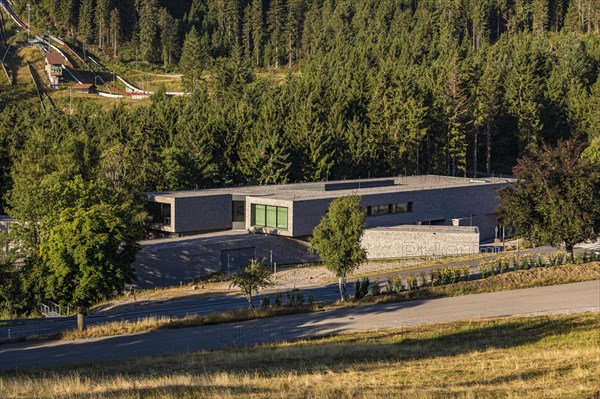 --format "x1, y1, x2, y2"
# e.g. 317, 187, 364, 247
260, 295, 270, 310
461, 265, 471, 281
451, 267, 462, 283
498, 257, 509, 273
430, 269, 442, 286
513, 256, 522, 271
286, 290, 295, 306
385, 278, 395, 294
440, 268, 451, 285
296, 291, 305, 306
360, 277, 370, 297
480, 261, 497, 278
419, 271, 429, 287
406, 274, 419, 291
370, 280, 381, 296
390, 275, 404, 292
354, 280, 361, 299
274, 292, 283, 307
